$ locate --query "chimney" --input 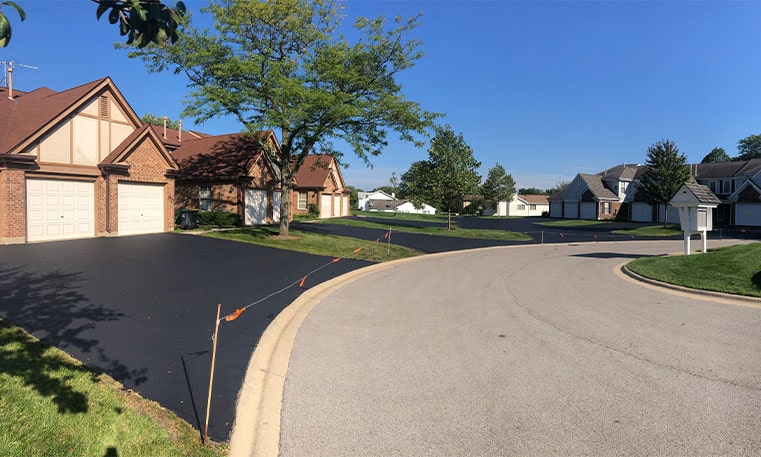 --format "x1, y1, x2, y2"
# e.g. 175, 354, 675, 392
162, 116, 167, 139
7, 67, 13, 100
178, 119, 182, 142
